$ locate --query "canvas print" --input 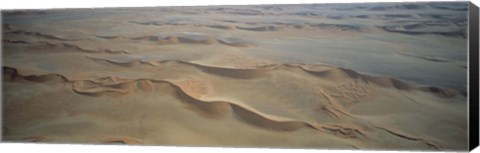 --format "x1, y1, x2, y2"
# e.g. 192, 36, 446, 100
1, 1, 473, 151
